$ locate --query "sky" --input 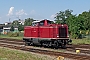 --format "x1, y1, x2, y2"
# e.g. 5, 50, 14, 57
0, 0, 90, 24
